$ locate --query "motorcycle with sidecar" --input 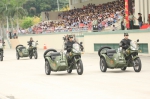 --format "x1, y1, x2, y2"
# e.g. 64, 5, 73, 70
43, 42, 84, 75
16, 41, 38, 60
98, 39, 141, 72
0, 42, 5, 61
